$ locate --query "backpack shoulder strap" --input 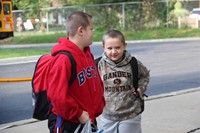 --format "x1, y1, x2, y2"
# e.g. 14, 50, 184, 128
53, 51, 76, 87
130, 56, 138, 89
94, 57, 102, 67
